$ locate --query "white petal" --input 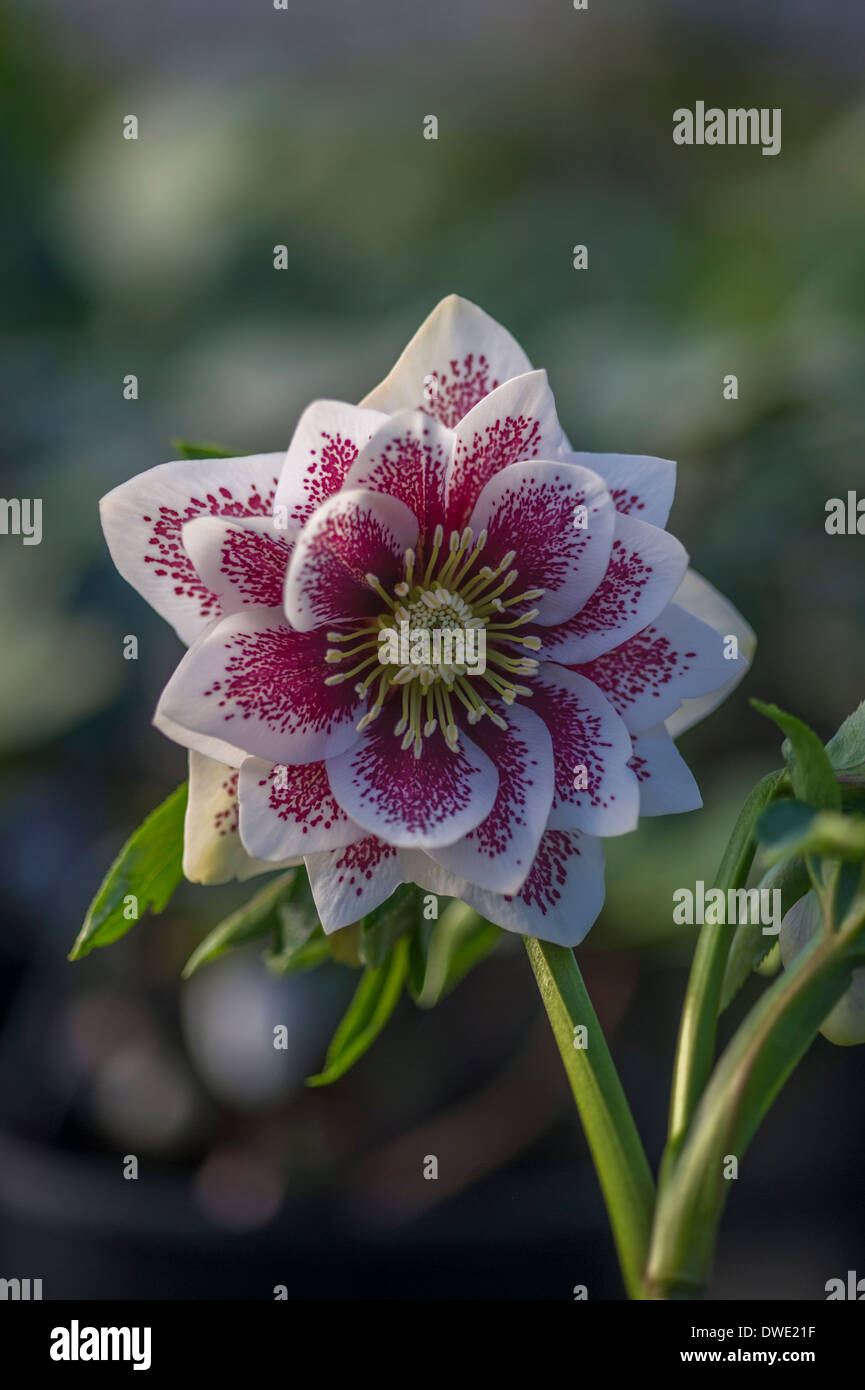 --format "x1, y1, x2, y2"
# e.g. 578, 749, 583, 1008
181, 515, 291, 615
342, 409, 453, 537
274, 400, 387, 533
405, 828, 606, 947
238, 756, 363, 860
305, 836, 406, 933
360, 293, 533, 425
628, 724, 702, 816
565, 452, 677, 529
184, 751, 299, 885
99, 453, 284, 644
663, 570, 755, 737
